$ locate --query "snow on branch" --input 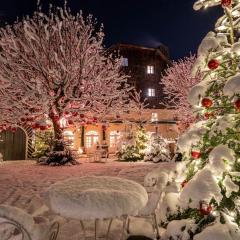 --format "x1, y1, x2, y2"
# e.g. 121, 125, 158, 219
0, 2, 135, 128
161, 55, 202, 132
